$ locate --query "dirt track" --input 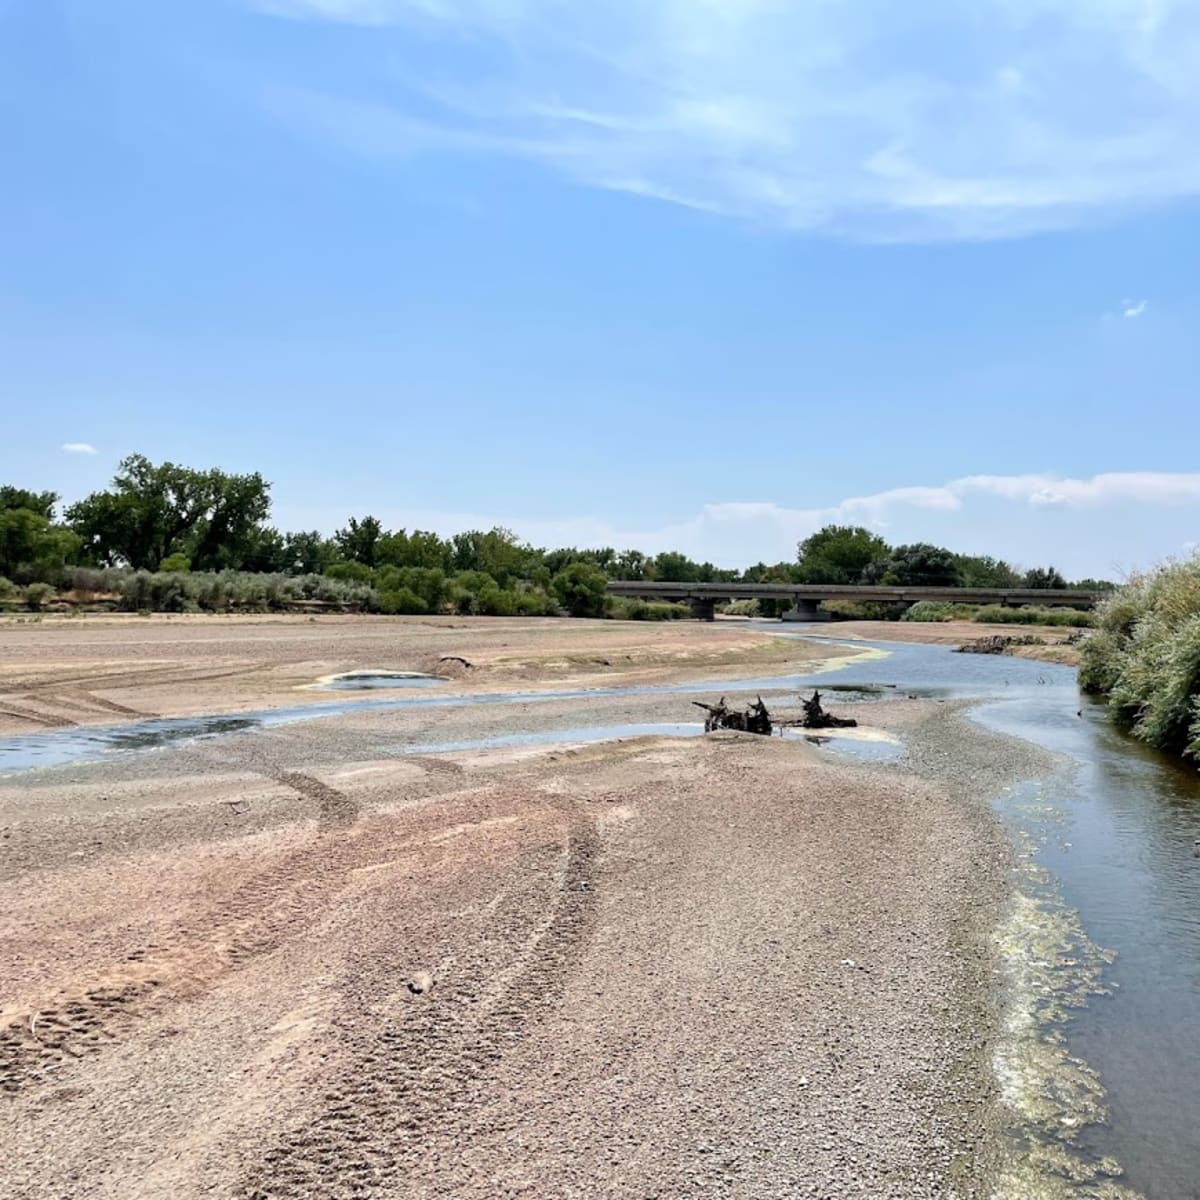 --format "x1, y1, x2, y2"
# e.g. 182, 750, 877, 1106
0, 617, 1024, 1198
